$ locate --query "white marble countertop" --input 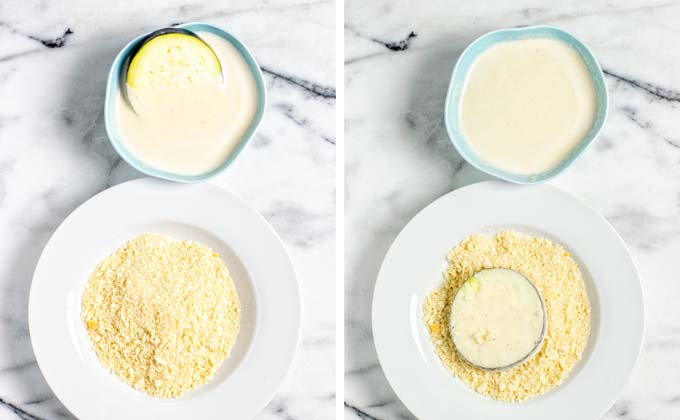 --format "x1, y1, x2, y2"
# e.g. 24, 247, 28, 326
345, 1, 680, 419
0, 0, 335, 418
